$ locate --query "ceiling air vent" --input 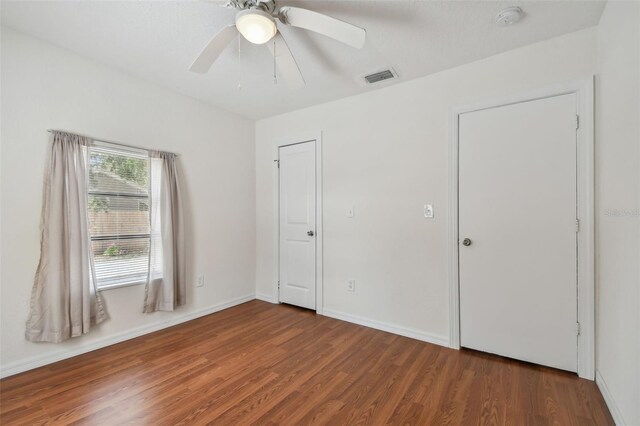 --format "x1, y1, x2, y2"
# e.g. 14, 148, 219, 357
364, 69, 396, 84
